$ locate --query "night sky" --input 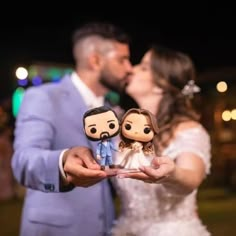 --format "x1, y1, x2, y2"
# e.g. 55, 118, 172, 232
1, 5, 236, 99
